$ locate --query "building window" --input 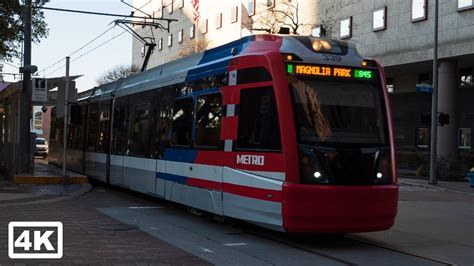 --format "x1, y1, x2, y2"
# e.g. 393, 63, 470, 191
231, 6, 238, 23
373, 7, 387, 31
460, 68, 473, 87
195, 93, 222, 148
411, 0, 427, 22
158, 38, 163, 50
386, 78, 394, 93
340, 17, 352, 39
458, 0, 474, 11
416, 128, 428, 148
312, 26, 323, 37
189, 25, 195, 39
178, 30, 183, 43
167, 34, 172, 47
141, 45, 146, 57
267, 0, 275, 8
179, 0, 184, 9
168, 0, 173, 14
216, 13, 222, 29
459, 128, 471, 149
247, 0, 255, 16
201, 19, 208, 34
